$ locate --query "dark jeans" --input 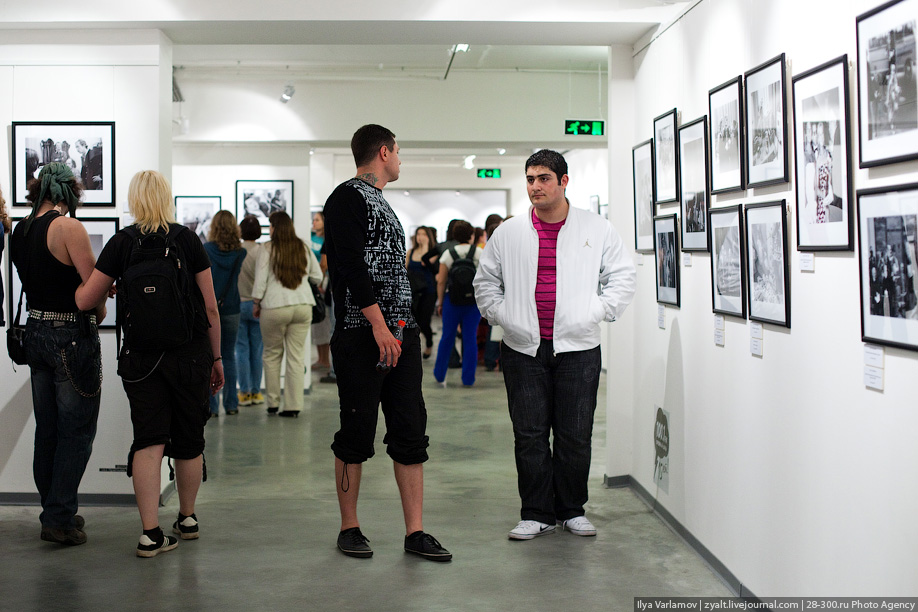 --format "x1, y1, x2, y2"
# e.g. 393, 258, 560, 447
500, 340, 601, 524
412, 291, 436, 349
210, 313, 240, 414
25, 318, 102, 529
